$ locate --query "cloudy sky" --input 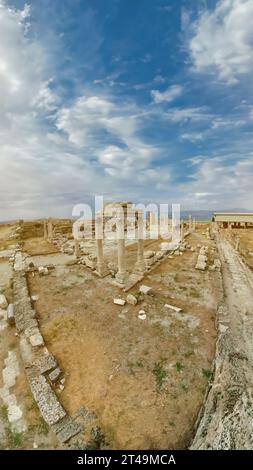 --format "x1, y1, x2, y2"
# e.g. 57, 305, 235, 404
1, 0, 253, 220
